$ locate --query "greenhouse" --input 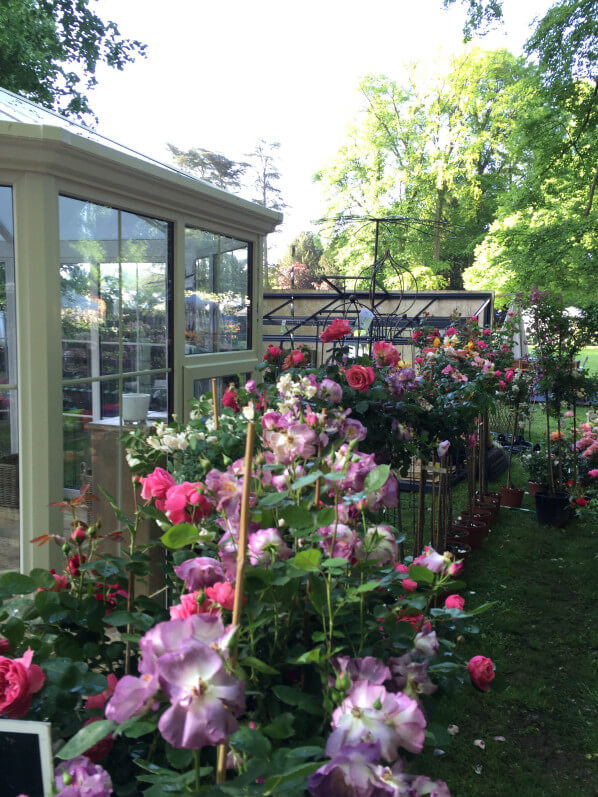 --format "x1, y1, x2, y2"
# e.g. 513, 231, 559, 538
0, 88, 281, 574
